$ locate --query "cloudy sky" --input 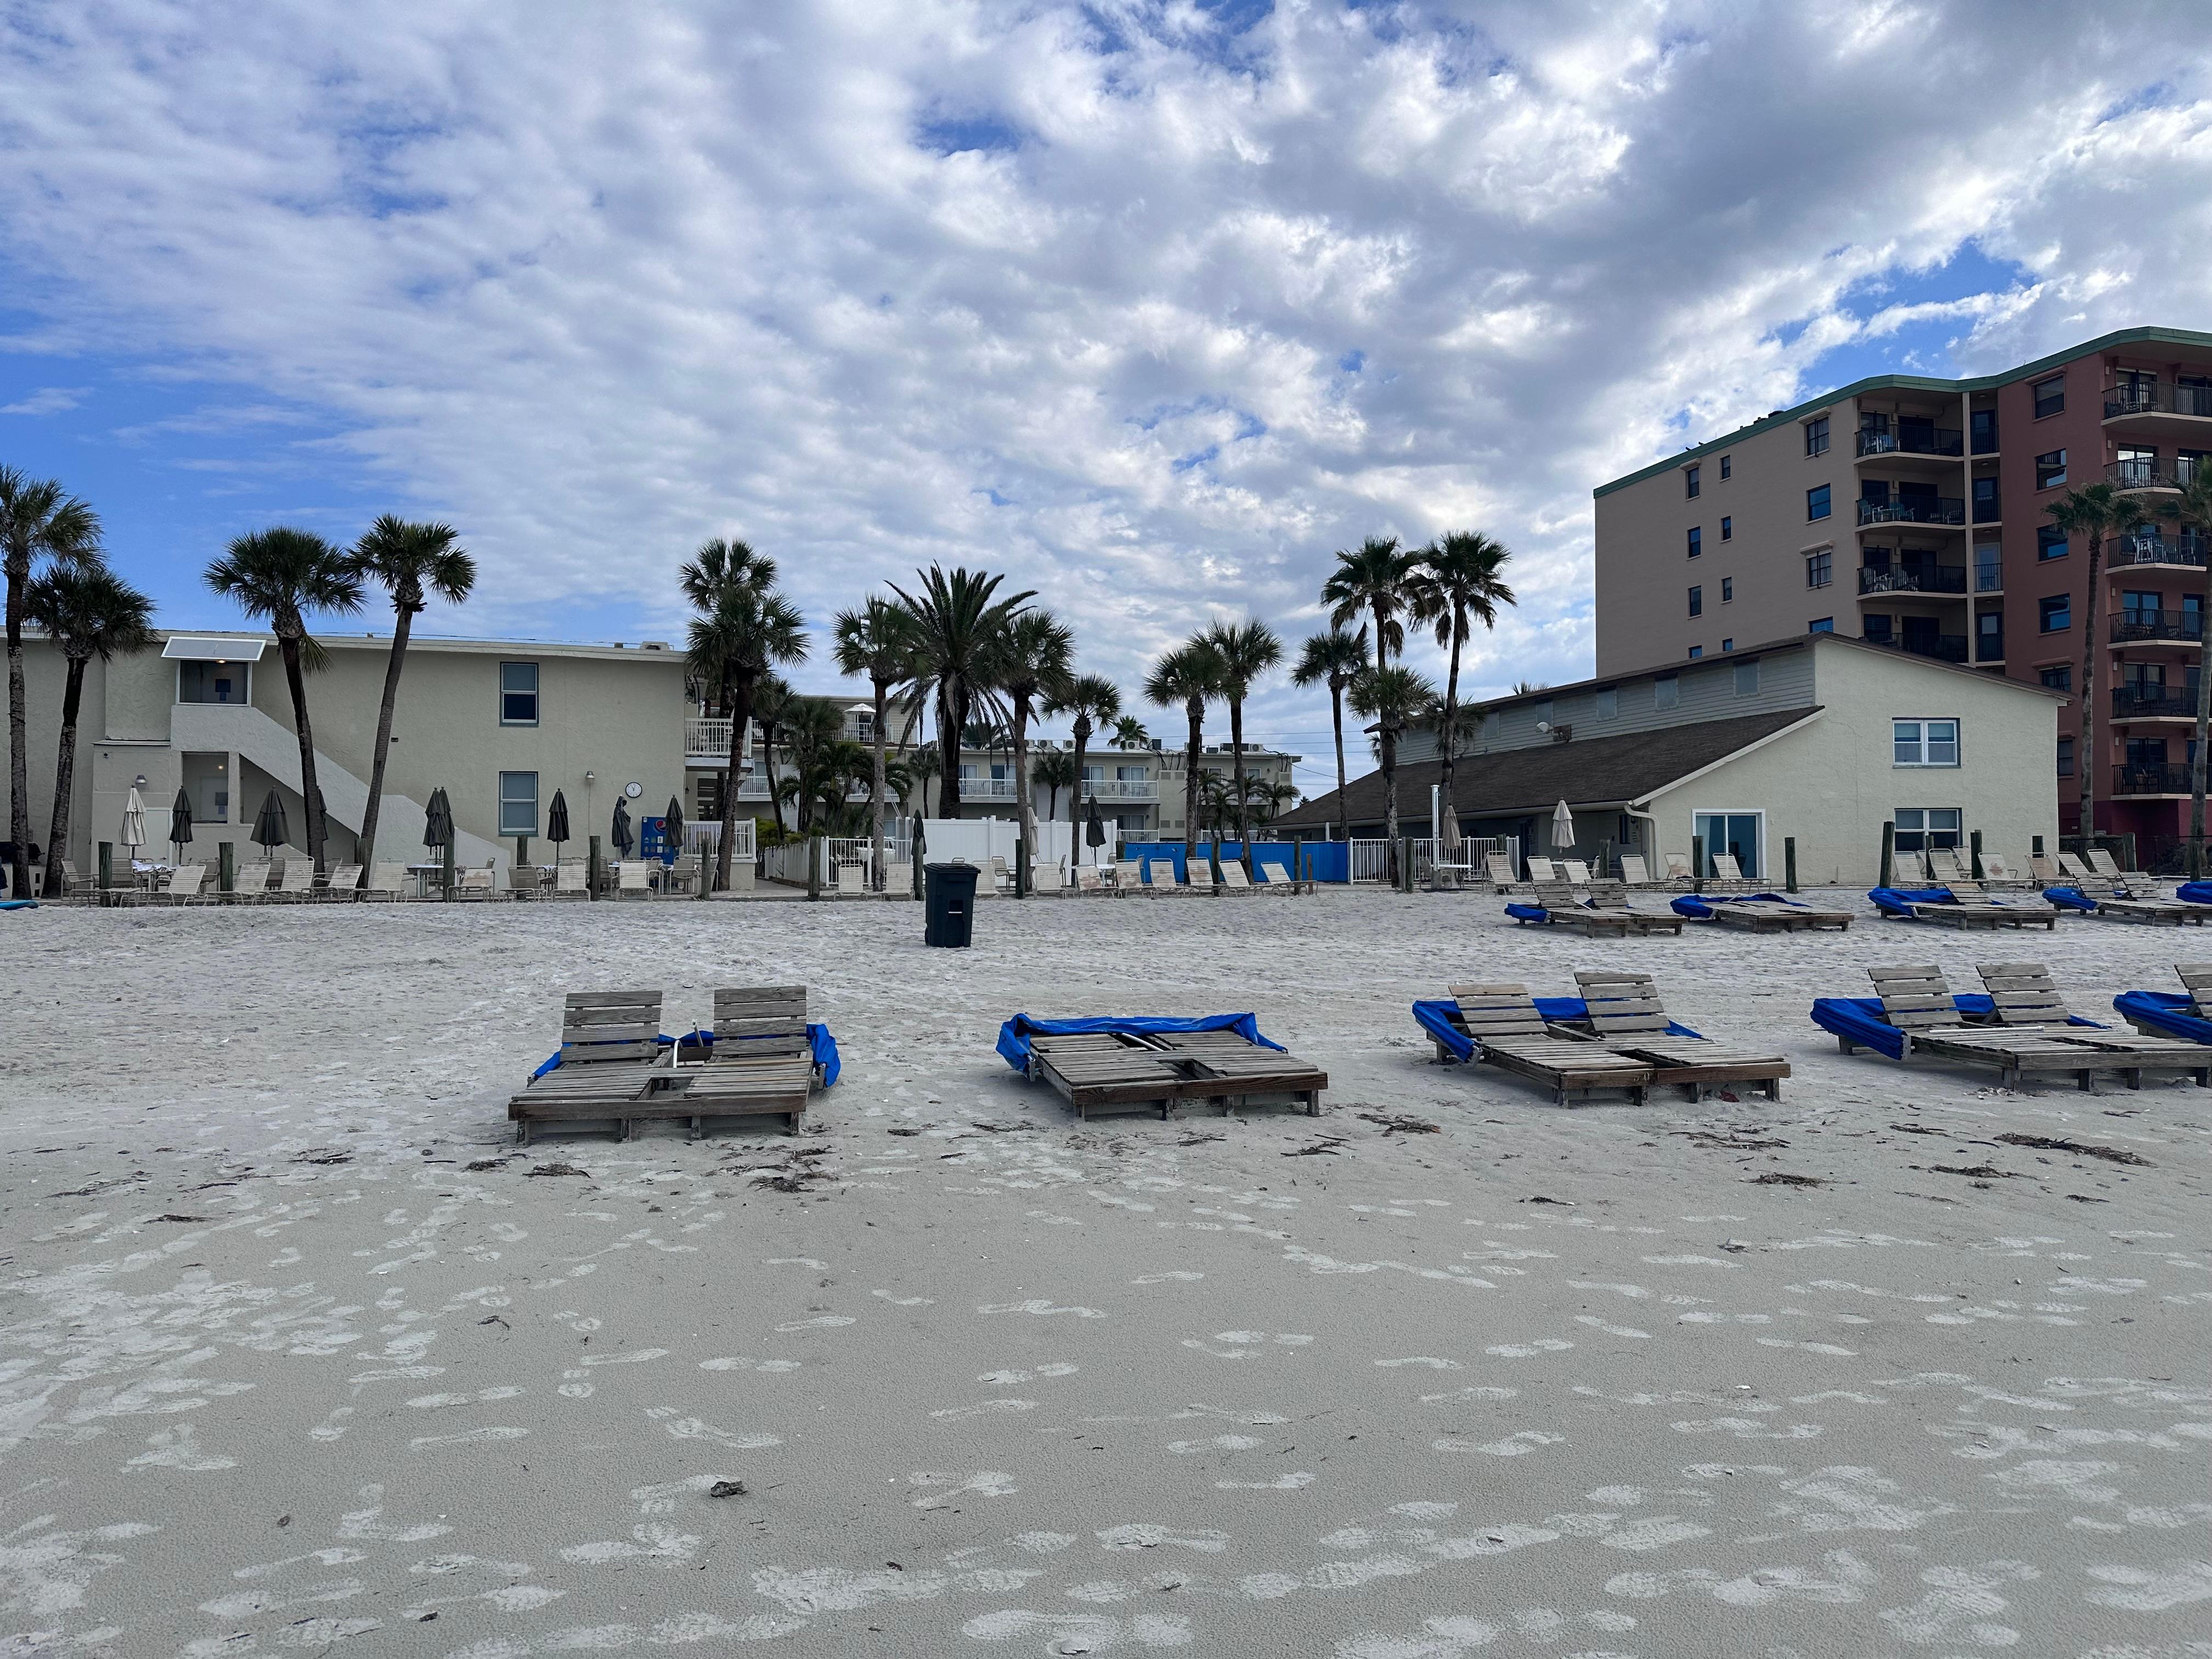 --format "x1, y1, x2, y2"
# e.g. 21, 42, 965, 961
4, 0, 2210, 794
